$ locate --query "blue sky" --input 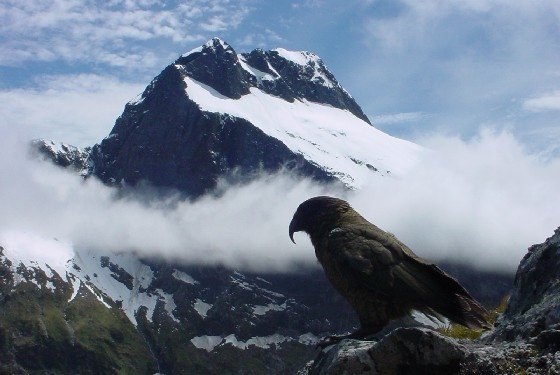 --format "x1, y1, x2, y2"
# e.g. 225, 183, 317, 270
1, 0, 559, 154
